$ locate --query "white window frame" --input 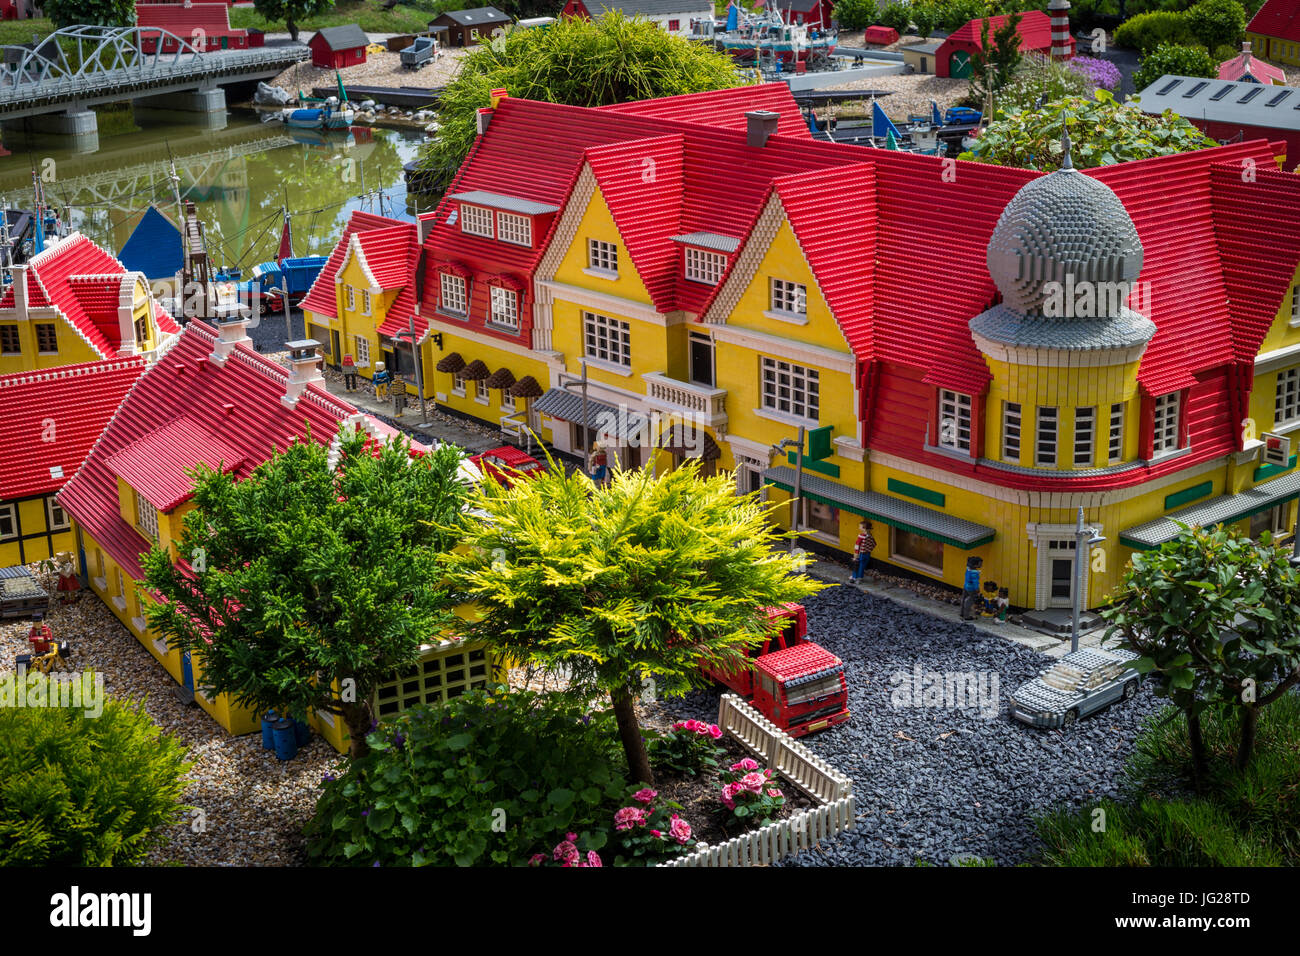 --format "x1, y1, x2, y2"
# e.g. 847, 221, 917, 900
1277, 367, 1300, 425
769, 278, 807, 315
361, 290, 371, 315
501, 389, 516, 414
1002, 401, 1021, 462
760, 356, 819, 423
1108, 403, 1125, 463
1290, 286, 1300, 326
135, 491, 159, 541
451, 371, 467, 397
475, 378, 491, 405
439, 273, 467, 316
354, 335, 370, 368
1036, 406, 1058, 467
938, 390, 972, 452
1152, 392, 1181, 455
587, 239, 618, 275
0, 502, 16, 540
46, 496, 70, 531
583, 311, 631, 367
1074, 406, 1096, 467
345, 286, 355, 311
496, 211, 532, 247
684, 247, 726, 285
489, 286, 519, 330
460, 204, 494, 238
